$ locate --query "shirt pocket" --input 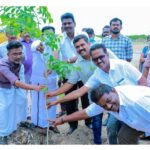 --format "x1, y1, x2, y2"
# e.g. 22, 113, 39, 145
116, 78, 126, 85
